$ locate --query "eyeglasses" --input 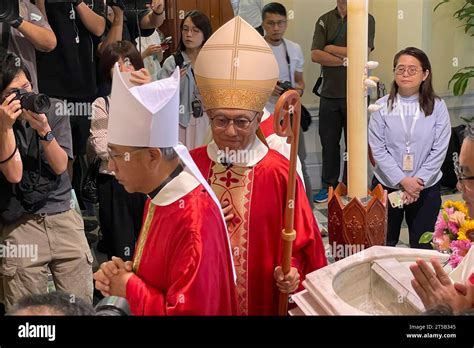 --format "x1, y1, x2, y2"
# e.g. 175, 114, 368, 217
107, 147, 145, 163
454, 159, 474, 182
264, 20, 287, 27
182, 27, 201, 35
394, 65, 423, 76
210, 112, 258, 130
